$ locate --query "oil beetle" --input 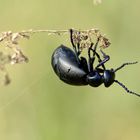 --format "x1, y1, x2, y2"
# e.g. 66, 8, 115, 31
51, 29, 140, 97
